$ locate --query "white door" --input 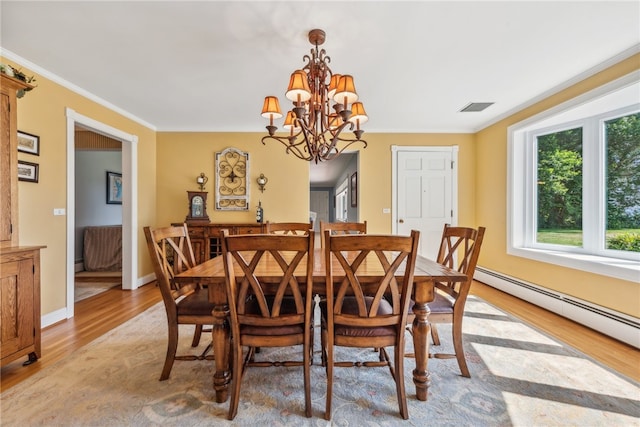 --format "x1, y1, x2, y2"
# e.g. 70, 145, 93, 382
310, 190, 329, 232
394, 147, 458, 259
